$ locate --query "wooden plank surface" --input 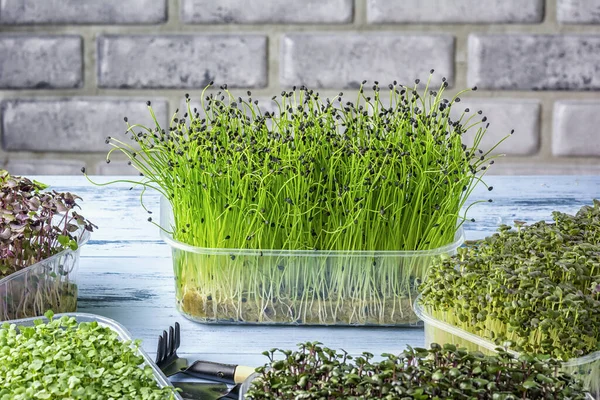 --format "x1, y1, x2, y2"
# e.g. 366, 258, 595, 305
37, 175, 600, 368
